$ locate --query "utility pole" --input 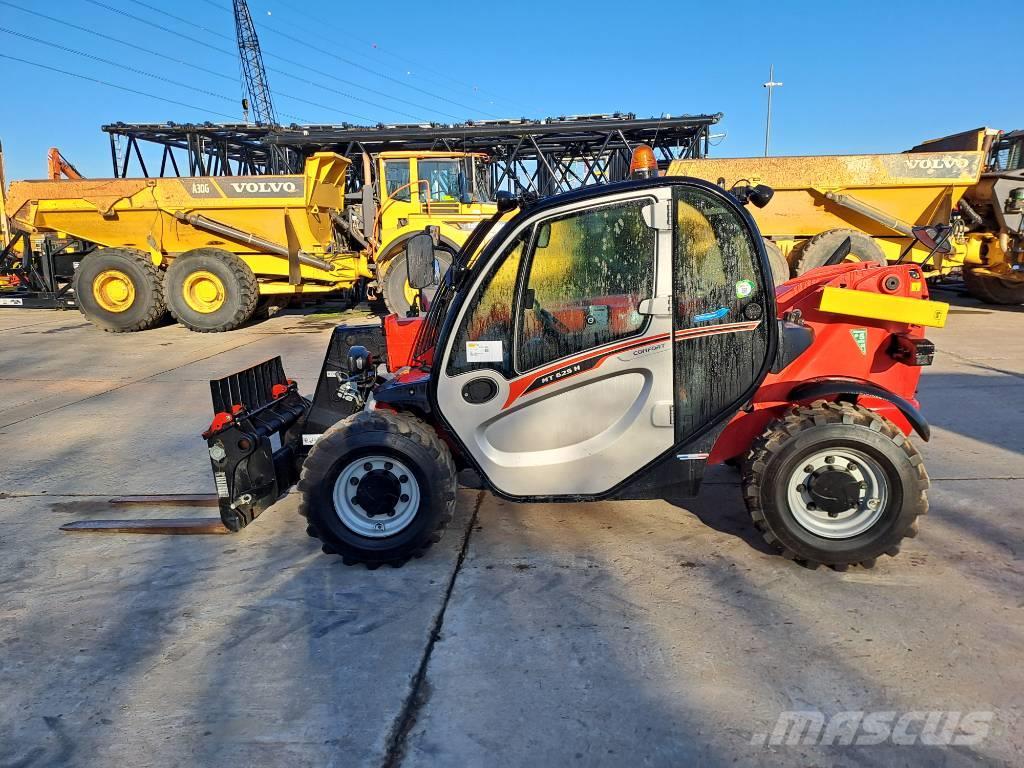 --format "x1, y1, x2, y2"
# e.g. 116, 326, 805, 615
763, 64, 783, 157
